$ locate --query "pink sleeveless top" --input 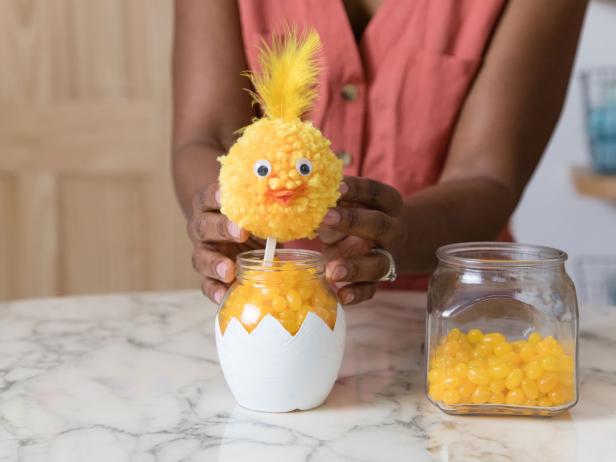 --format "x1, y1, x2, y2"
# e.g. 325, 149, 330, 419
238, 0, 508, 289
